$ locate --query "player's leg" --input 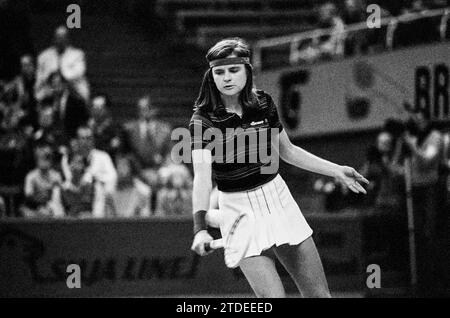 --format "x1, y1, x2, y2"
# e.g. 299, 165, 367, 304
274, 237, 331, 298
239, 253, 286, 298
